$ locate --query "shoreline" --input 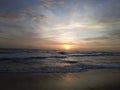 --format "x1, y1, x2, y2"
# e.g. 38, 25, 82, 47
0, 69, 120, 90
0, 64, 120, 73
